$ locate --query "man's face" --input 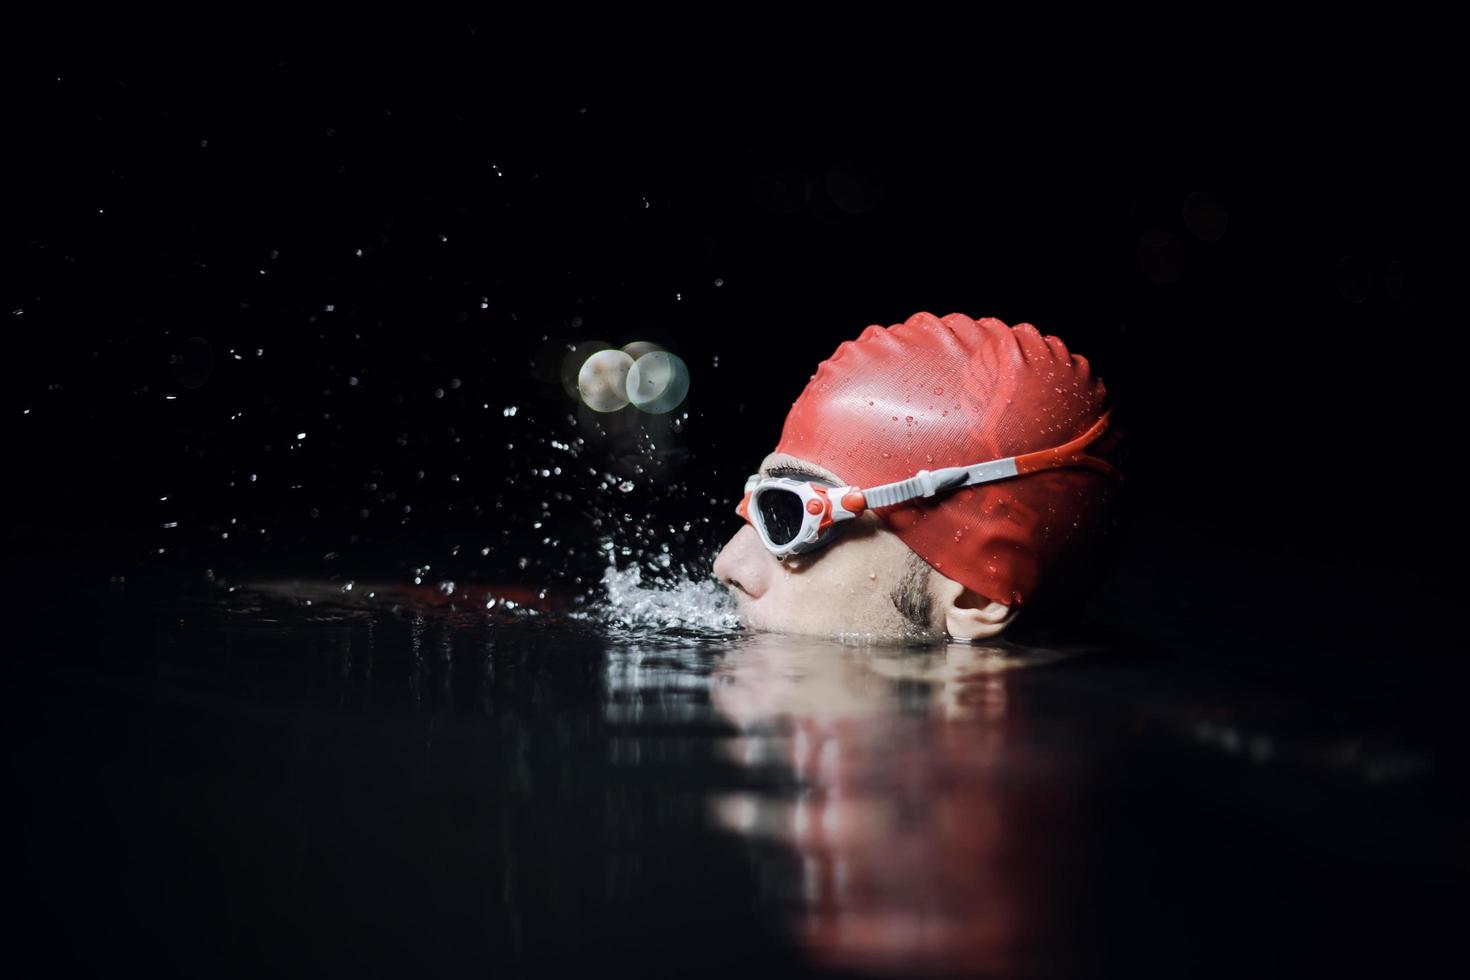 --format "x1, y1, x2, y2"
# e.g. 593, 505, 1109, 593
712, 452, 944, 643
